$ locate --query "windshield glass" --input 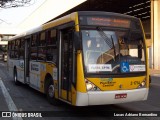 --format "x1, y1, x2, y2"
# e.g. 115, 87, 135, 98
82, 29, 146, 74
